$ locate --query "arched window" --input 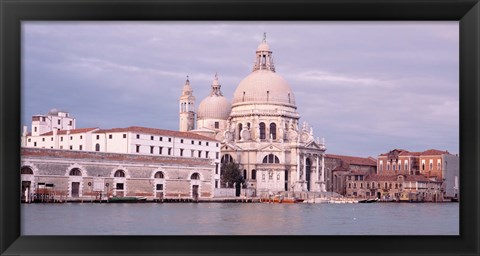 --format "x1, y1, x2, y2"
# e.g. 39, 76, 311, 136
221, 154, 234, 164
21, 166, 33, 175
262, 154, 280, 164
69, 168, 82, 176
95, 143, 100, 152
259, 122, 266, 140
269, 123, 276, 140
154, 171, 164, 179
238, 123, 243, 140
191, 173, 200, 180
251, 169, 256, 180
114, 170, 125, 177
